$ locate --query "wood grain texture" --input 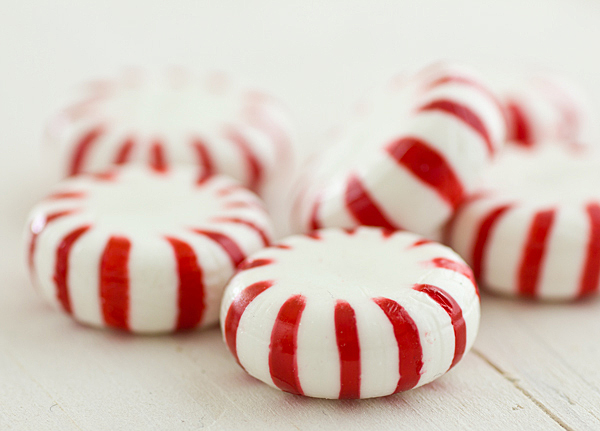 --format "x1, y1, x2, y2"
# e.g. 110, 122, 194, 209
474, 293, 600, 431
0, 155, 592, 430
0, 225, 573, 430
